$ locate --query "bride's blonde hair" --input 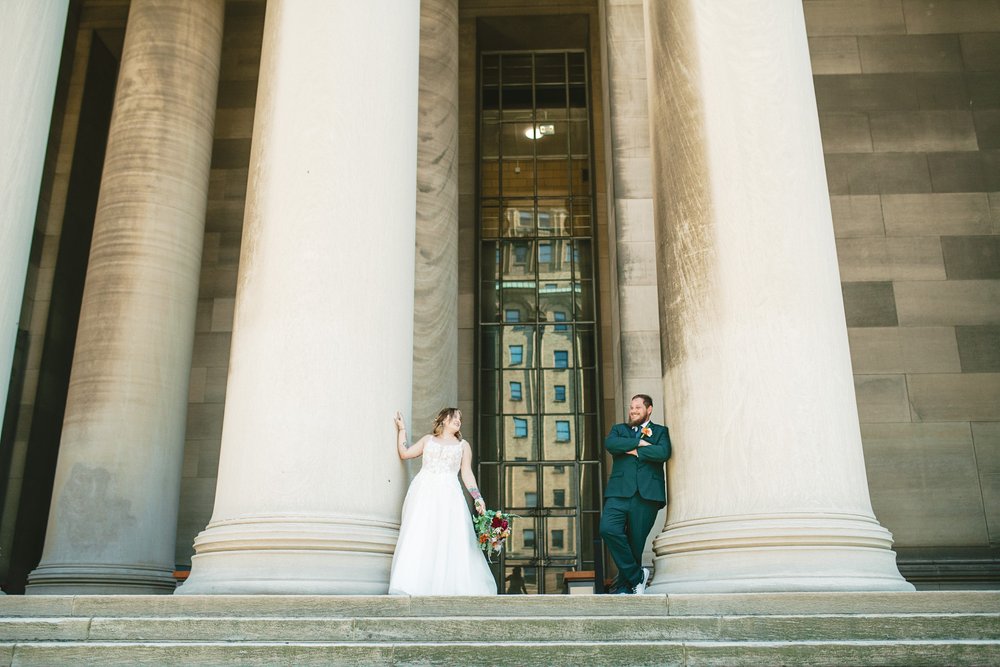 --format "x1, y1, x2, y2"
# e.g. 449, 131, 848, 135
432, 407, 462, 440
